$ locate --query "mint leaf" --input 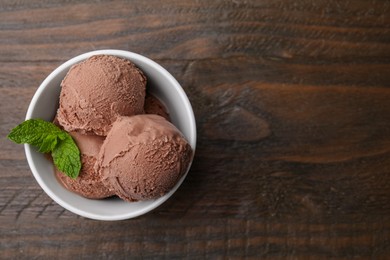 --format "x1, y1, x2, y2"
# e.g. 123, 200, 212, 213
52, 135, 81, 179
39, 134, 59, 153
8, 119, 66, 153
8, 119, 81, 178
